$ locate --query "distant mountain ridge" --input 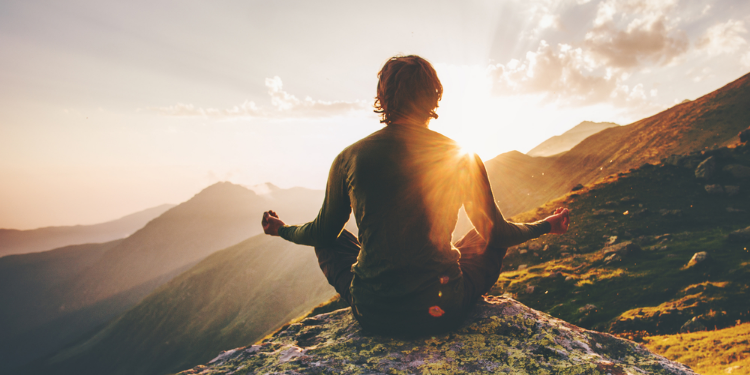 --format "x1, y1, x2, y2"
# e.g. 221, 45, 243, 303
2, 182, 326, 371
26, 235, 335, 375
0, 204, 175, 257
526, 121, 619, 157
482, 72, 750, 225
